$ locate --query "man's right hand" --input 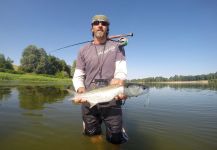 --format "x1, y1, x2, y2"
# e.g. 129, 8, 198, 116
73, 87, 87, 104
77, 87, 86, 94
